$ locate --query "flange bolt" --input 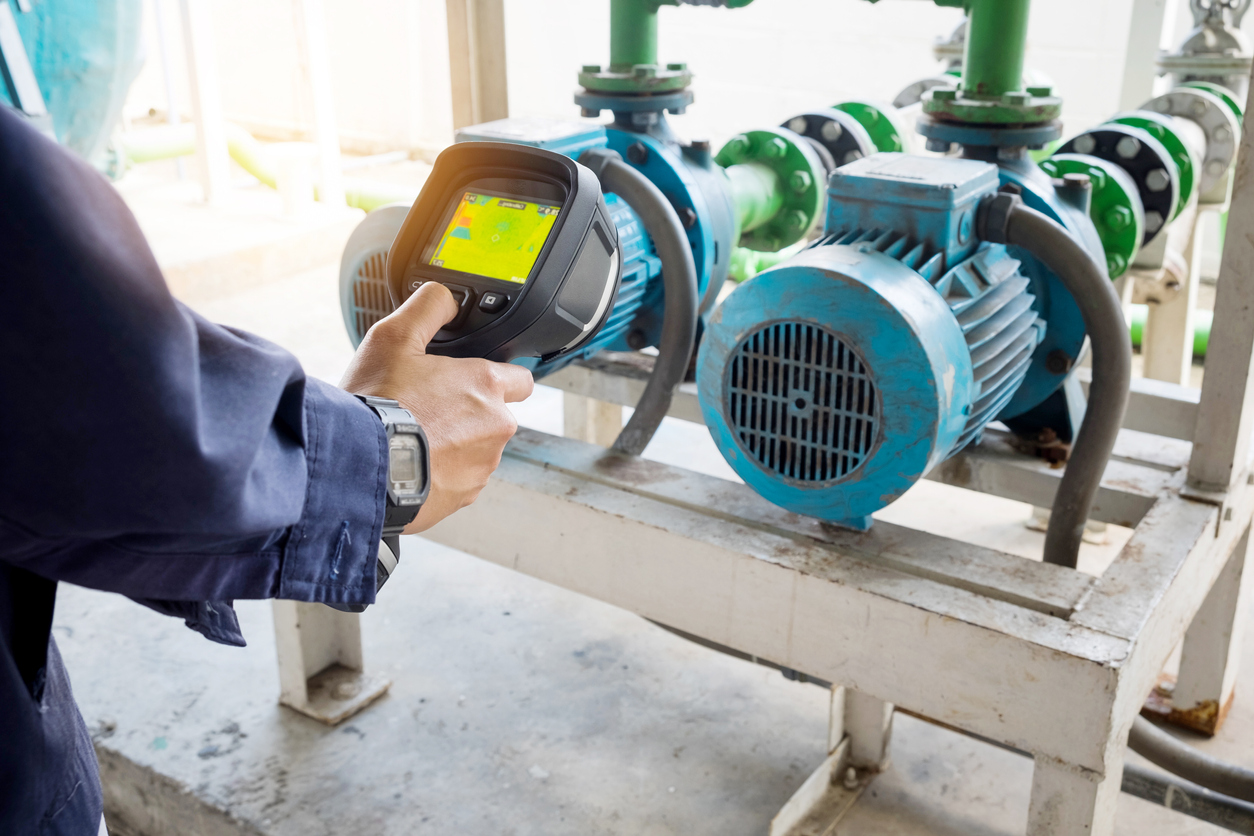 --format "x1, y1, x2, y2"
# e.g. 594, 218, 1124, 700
784, 210, 808, 230
724, 134, 751, 161
1115, 136, 1142, 159
627, 142, 649, 165
1103, 205, 1132, 231
764, 138, 788, 159
789, 170, 812, 193
1046, 350, 1073, 375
